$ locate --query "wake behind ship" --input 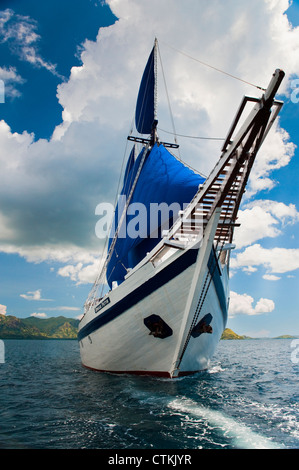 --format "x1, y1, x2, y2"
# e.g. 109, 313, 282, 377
78, 39, 284, 378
